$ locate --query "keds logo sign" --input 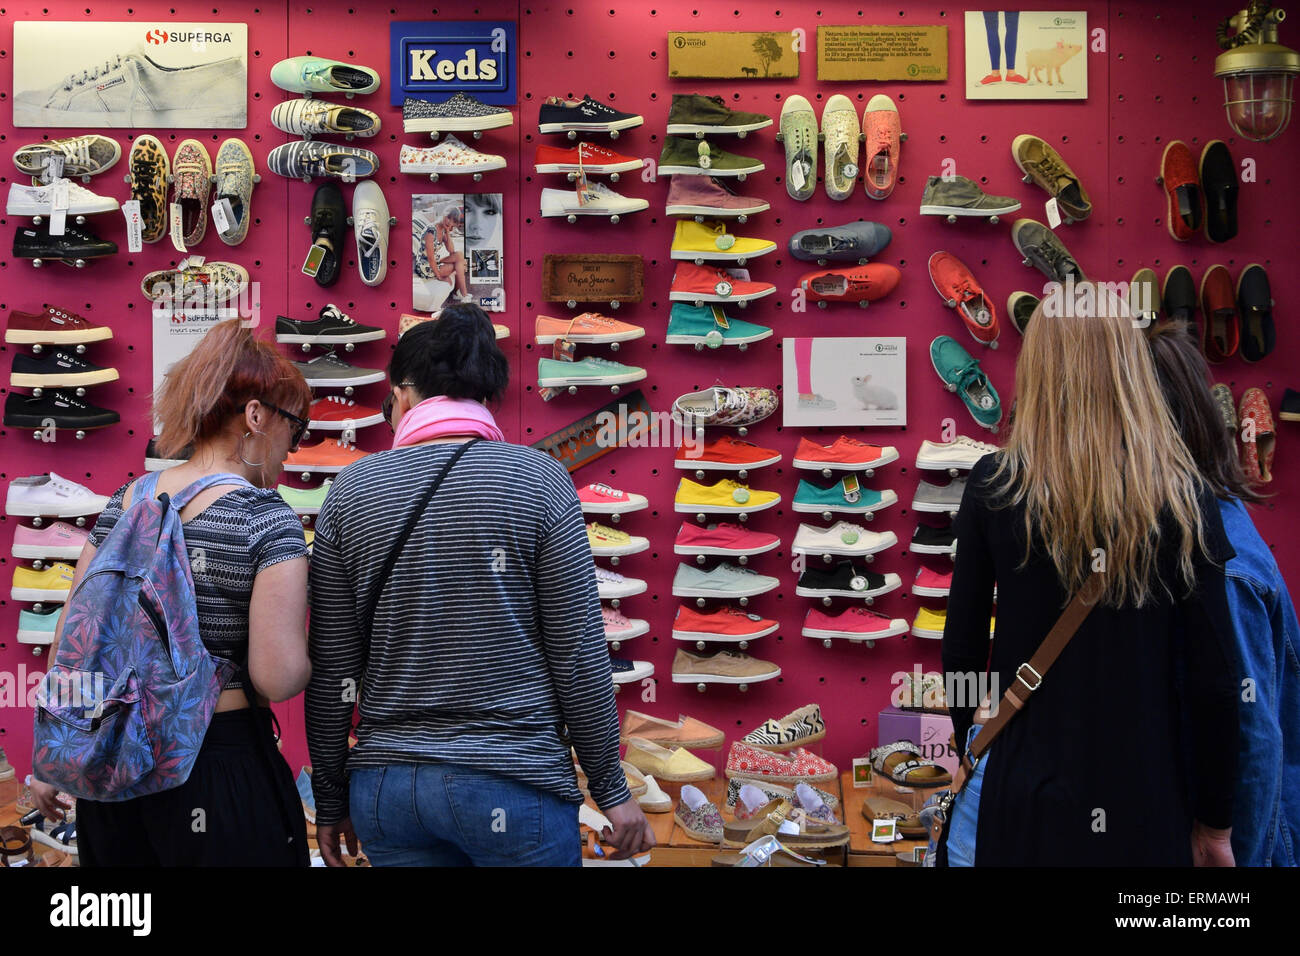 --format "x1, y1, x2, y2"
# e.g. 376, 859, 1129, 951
390, 21, 517, 106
